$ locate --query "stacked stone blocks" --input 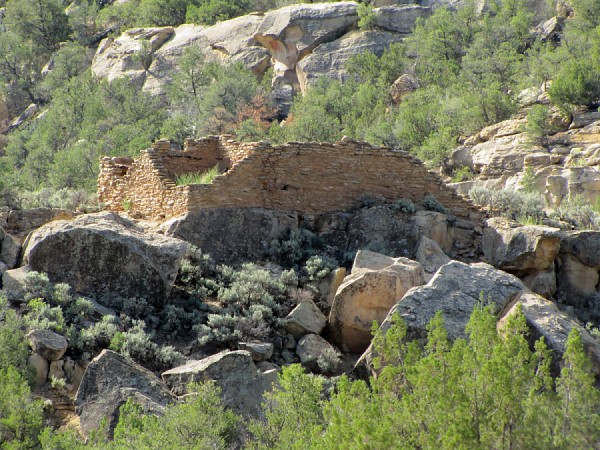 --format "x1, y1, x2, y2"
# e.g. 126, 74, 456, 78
98, 136, 480, 221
